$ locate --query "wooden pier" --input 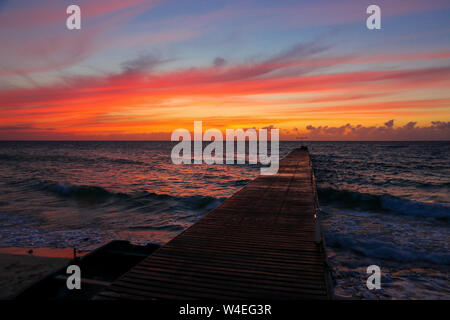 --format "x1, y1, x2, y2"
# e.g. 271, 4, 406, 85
96, 147, 333, 299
